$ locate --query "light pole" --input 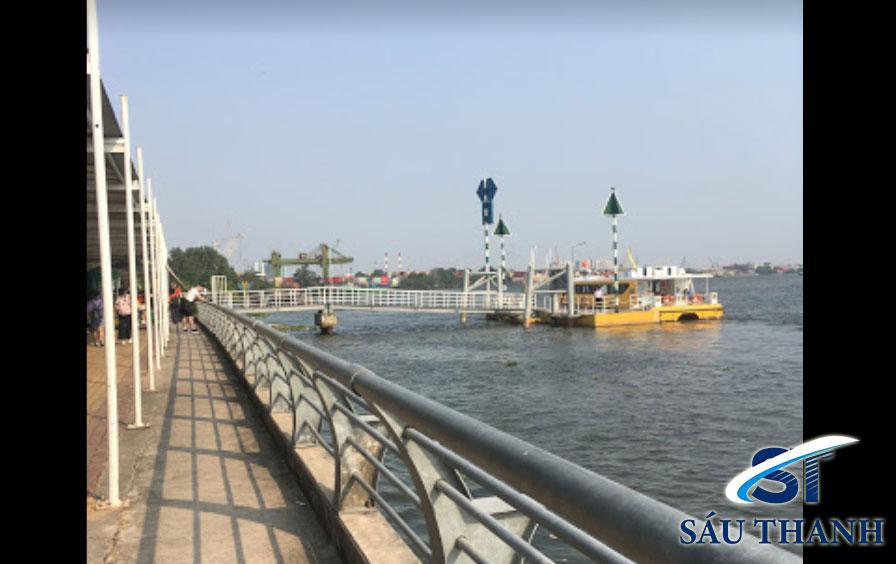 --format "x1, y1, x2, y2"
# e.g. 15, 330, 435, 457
571, 241, 587, 271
